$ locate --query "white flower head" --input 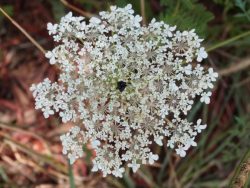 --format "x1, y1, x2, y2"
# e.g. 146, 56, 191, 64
154, 135, 164, 146
128, 160, 140, 173
47, 23, 57, 35
195, 119, 207, 133
112, 167, 125, 178
89, 17, 101, 24
197, 47, 208, 62
60, 126, 85, 164
200, 91, 212, 104
176, 146, 186, 157
208, 68, 219, 81
148, 152, 159, 165
30, 4, 217, 177
91, 139, 101, 149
